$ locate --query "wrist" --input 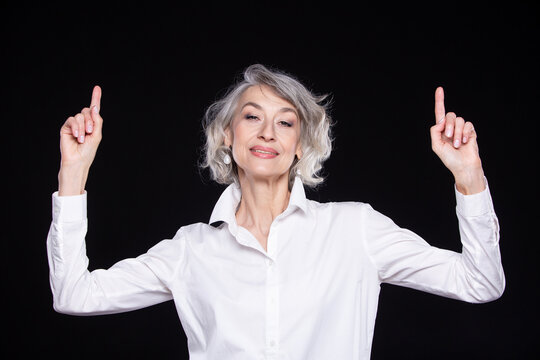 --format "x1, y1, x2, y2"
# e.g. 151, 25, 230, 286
454, 167, 486, 195
58, 165, 89, 196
